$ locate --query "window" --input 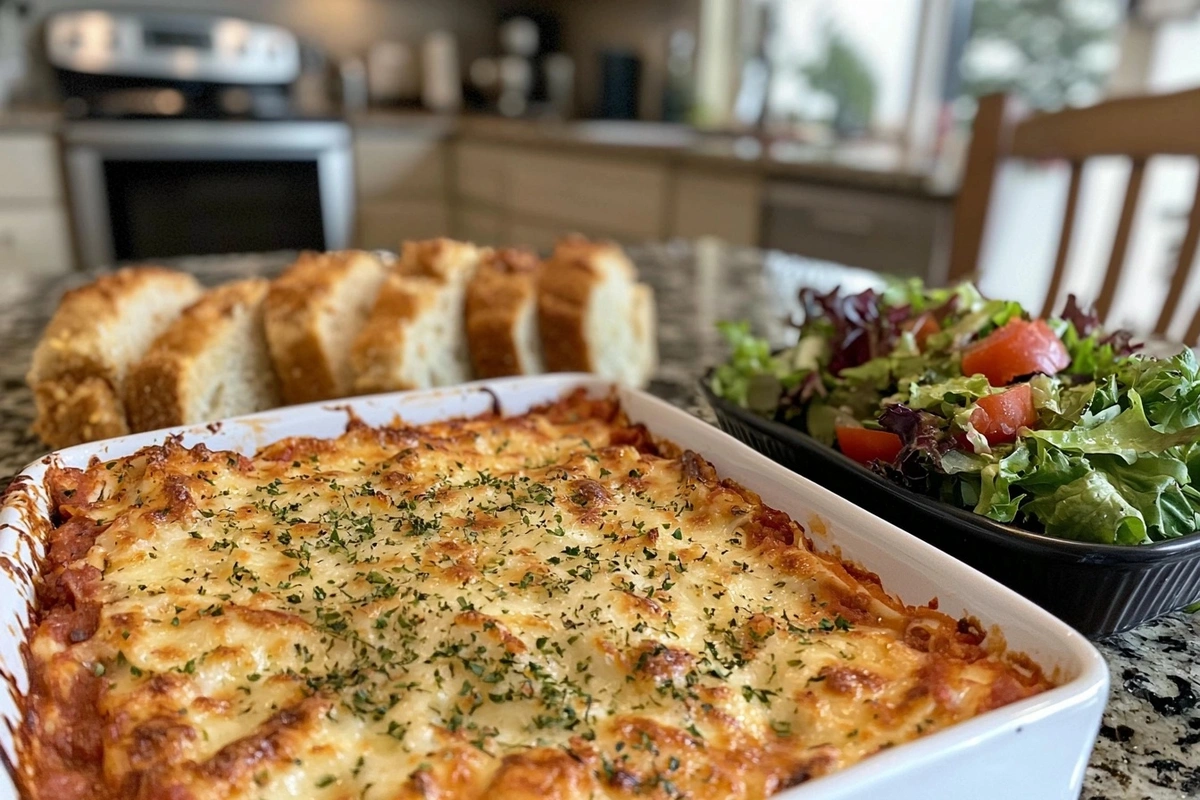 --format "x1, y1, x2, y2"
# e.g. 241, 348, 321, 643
758, 0, 925, 138
705, 0, 1127, 144
958, 0, 1125, 111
